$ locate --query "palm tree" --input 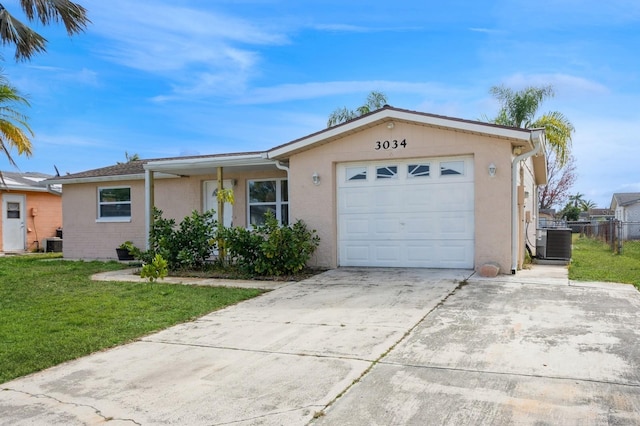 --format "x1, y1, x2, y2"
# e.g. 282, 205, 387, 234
0, 77, 33, 167
488, 85, 574, 166
568, 193, 585, 208
579, 199, 597, 212
327, 91, 388, 127
0, 1, 90, 61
